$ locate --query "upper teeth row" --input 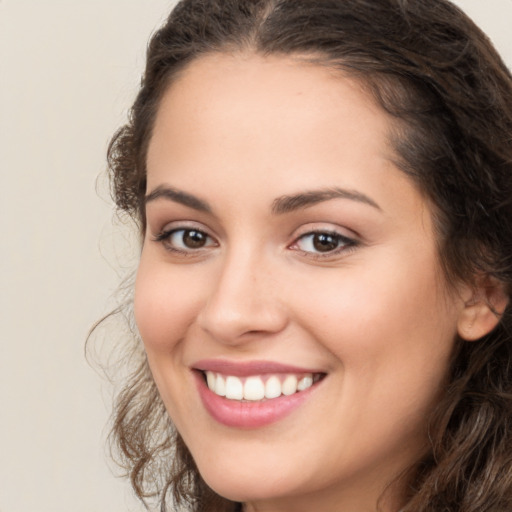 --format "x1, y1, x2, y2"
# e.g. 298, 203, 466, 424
205, 372, 314, 401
